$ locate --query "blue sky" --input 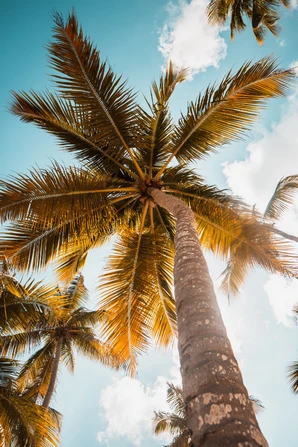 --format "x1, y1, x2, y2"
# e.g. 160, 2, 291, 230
2, 0, 298, 446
